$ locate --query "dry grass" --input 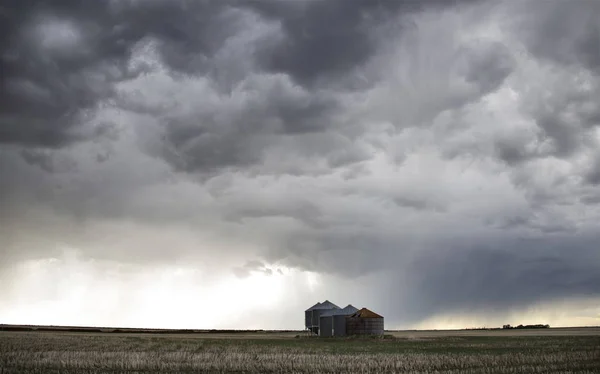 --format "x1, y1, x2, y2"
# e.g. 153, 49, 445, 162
1, 331, 599, 373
